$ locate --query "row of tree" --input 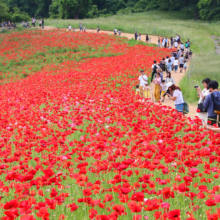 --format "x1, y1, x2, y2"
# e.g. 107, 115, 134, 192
0, 0, 220, 22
